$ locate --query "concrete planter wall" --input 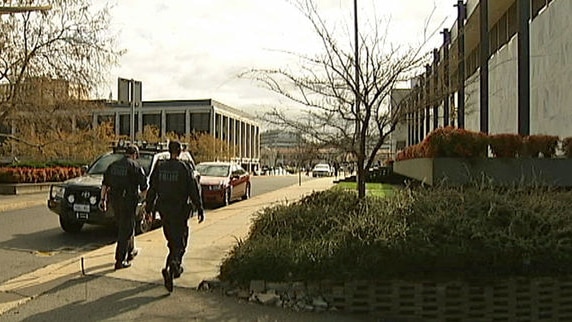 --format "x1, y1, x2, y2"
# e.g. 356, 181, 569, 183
393, 158, 572, 186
